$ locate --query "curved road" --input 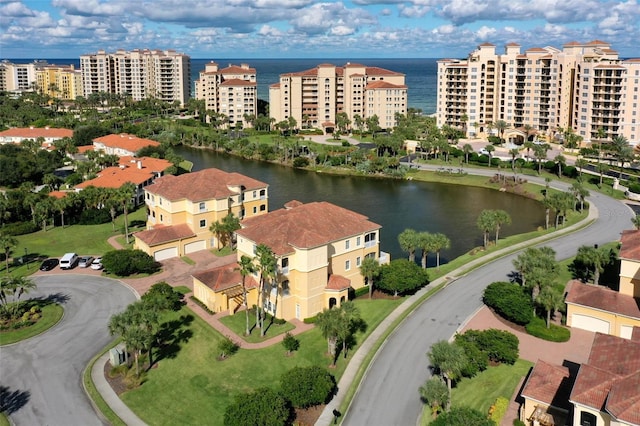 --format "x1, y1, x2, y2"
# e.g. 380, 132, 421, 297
342, 169, 634, 426
1, 275, 137, 426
